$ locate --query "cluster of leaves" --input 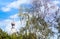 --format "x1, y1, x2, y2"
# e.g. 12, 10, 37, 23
19, 12, 54, 39
0, 28, 37, 39
18, 0, 55, 39
0, 29, 10, 39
